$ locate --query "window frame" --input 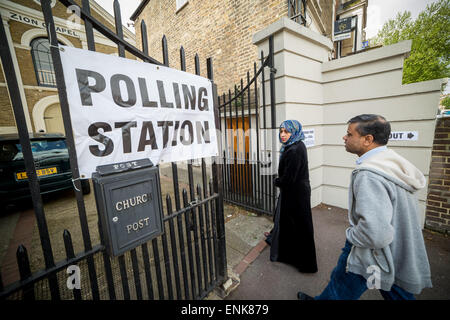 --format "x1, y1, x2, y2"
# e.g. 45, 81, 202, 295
30, 37, 58, 88
288, 0, 307, 26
